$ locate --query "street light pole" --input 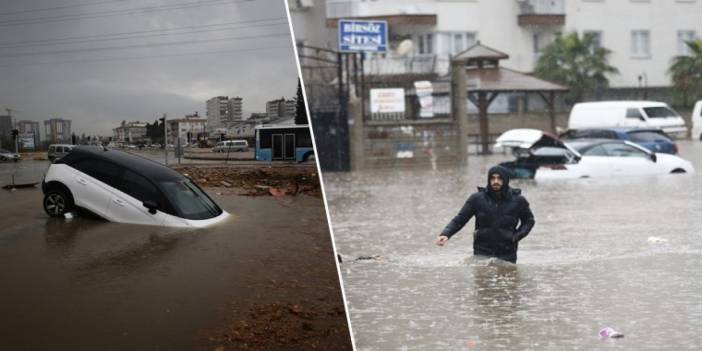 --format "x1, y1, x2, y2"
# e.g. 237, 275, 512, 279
163, 113, 168, 165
